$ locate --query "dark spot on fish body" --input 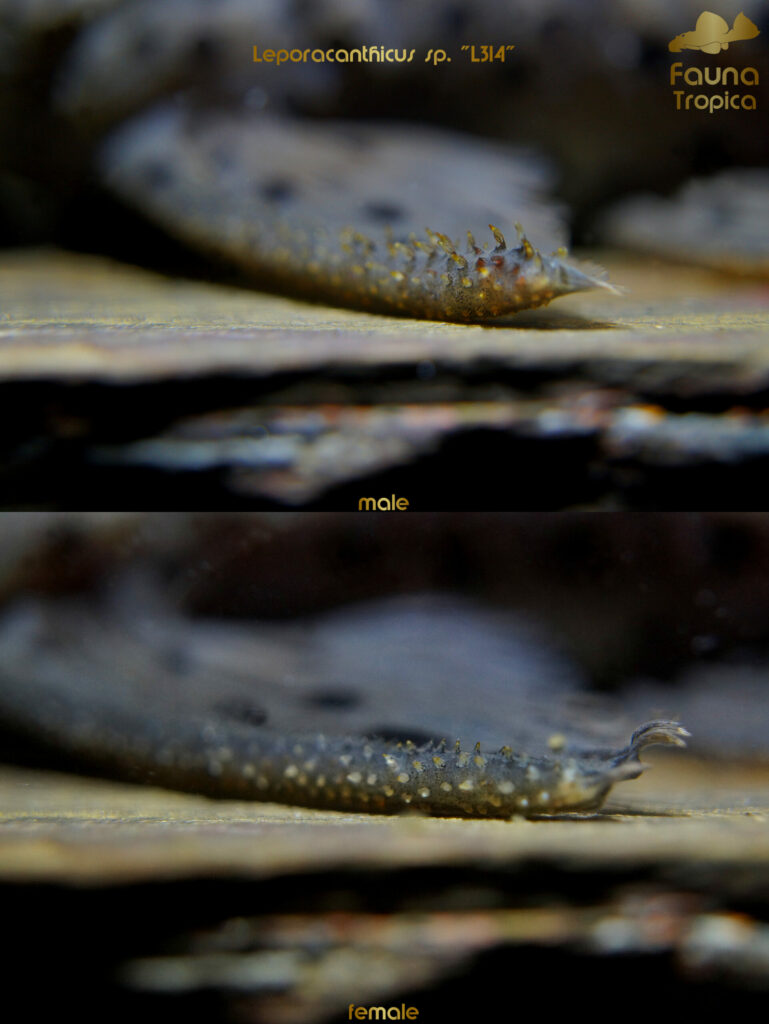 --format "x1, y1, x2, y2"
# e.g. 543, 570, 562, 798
213, 697, 269, 727
325, 124, 371, 149
191, 34, 219, 65
259, 178, 298, 204
141, 161, 174, 189
303, 688, 362, 710
131, 31, 160, 60
290, 0, 314, 18
209, 145, 234, 172
442, 3, 472, 36
361, 201, 406, 223
156, 647, 192, 675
